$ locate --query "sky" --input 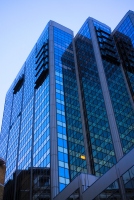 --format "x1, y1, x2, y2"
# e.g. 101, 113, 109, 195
0, 0, 134, 128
